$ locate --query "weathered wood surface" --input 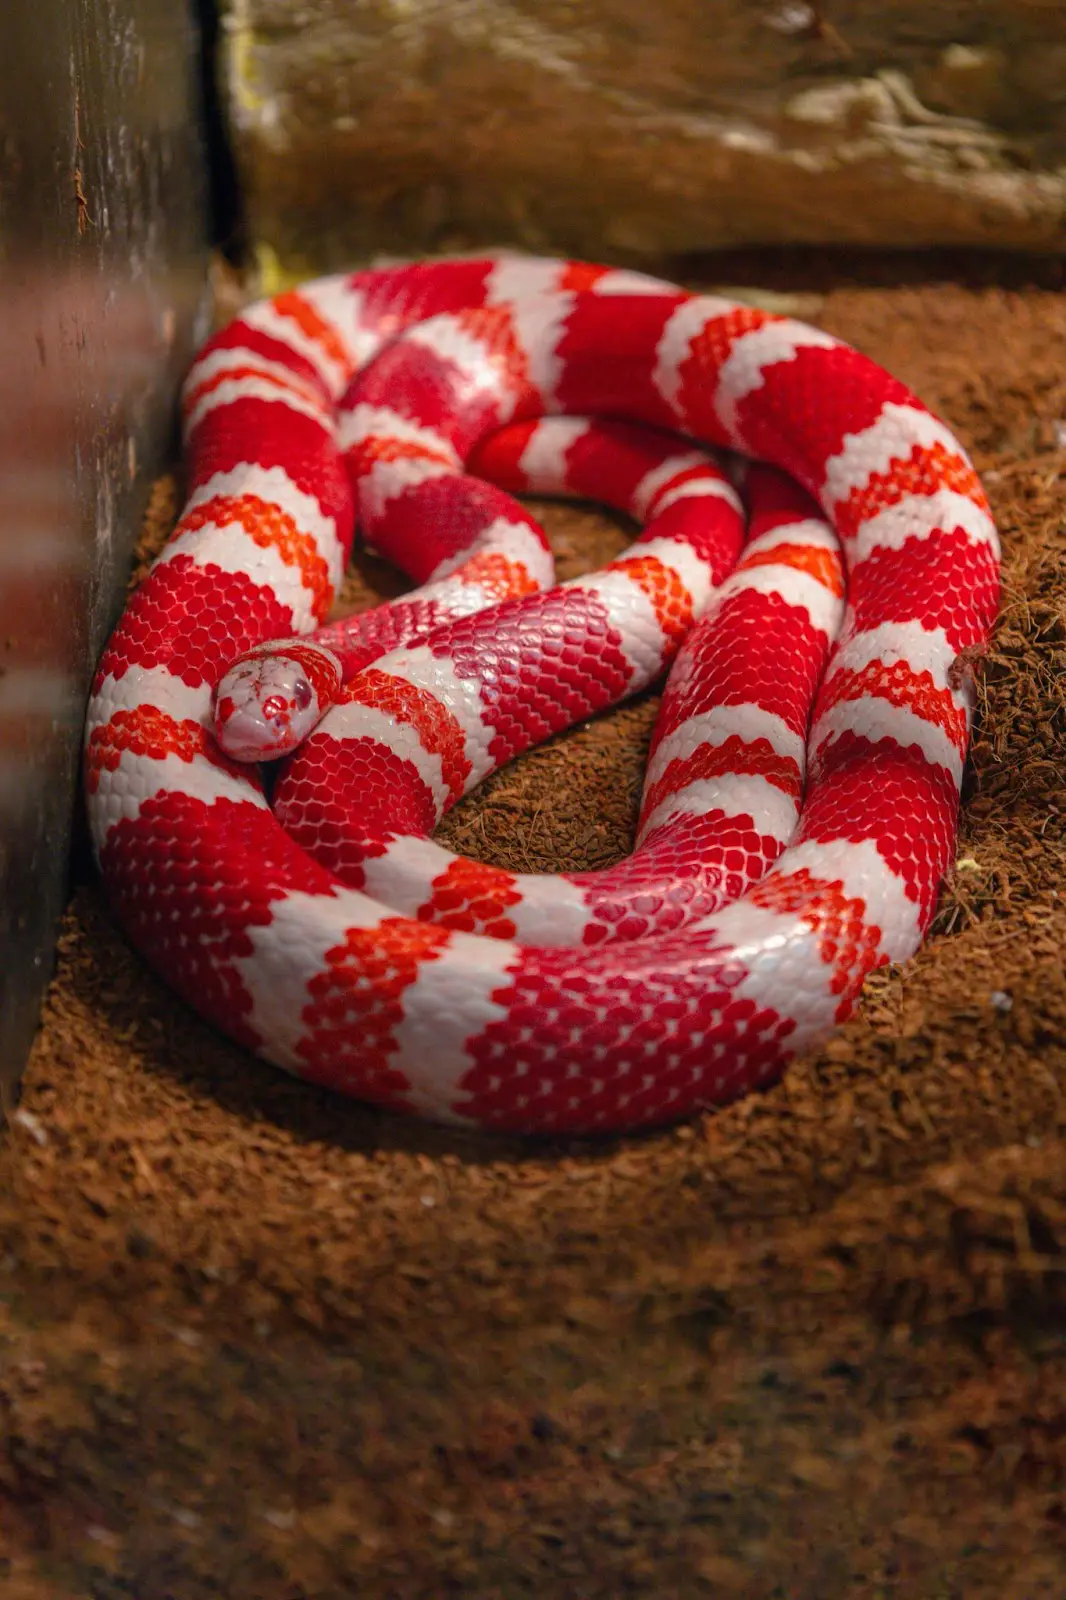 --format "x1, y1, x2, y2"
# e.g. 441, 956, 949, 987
218, 1, 1066, 280
0, 0, 208, 1095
